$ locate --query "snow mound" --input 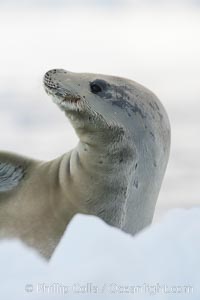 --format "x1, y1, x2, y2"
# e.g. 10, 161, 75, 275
0, 208, 200, 299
